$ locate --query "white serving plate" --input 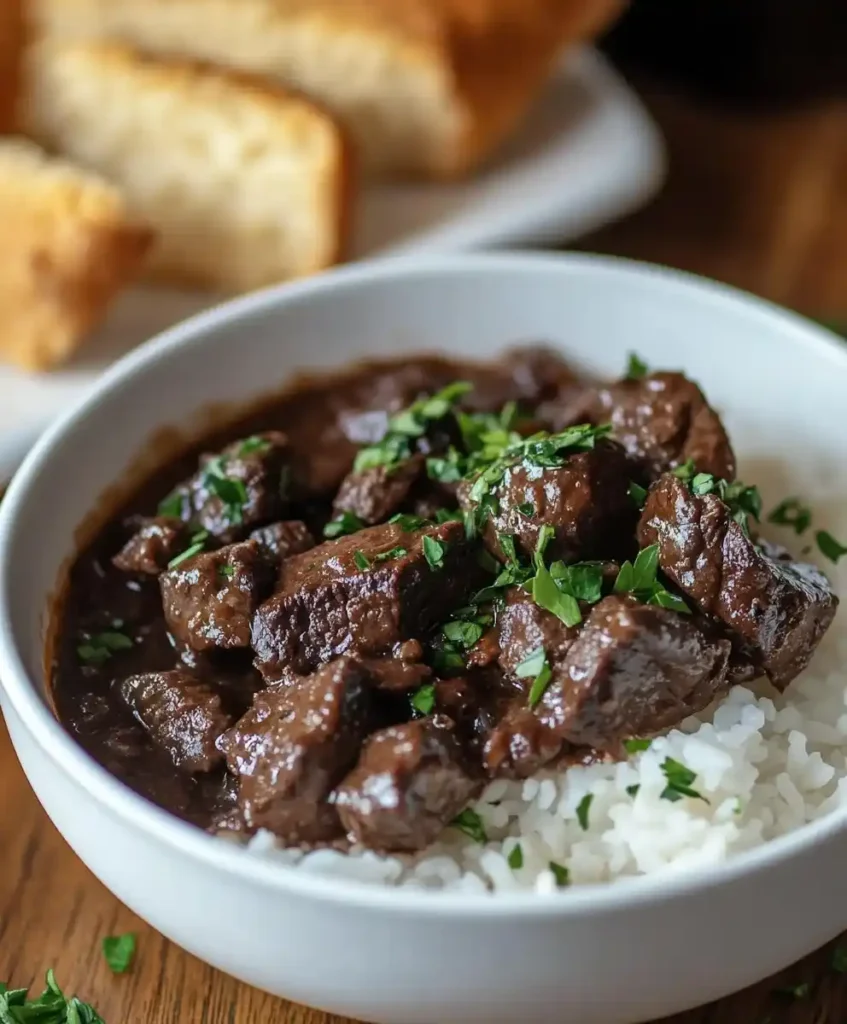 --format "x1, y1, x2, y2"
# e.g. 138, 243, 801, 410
0, 253, 845, 1024
0, 48, 663, 443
